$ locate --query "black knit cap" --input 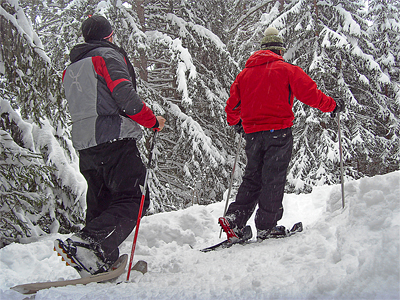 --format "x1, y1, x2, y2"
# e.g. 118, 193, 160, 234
81, 15, 113, 42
